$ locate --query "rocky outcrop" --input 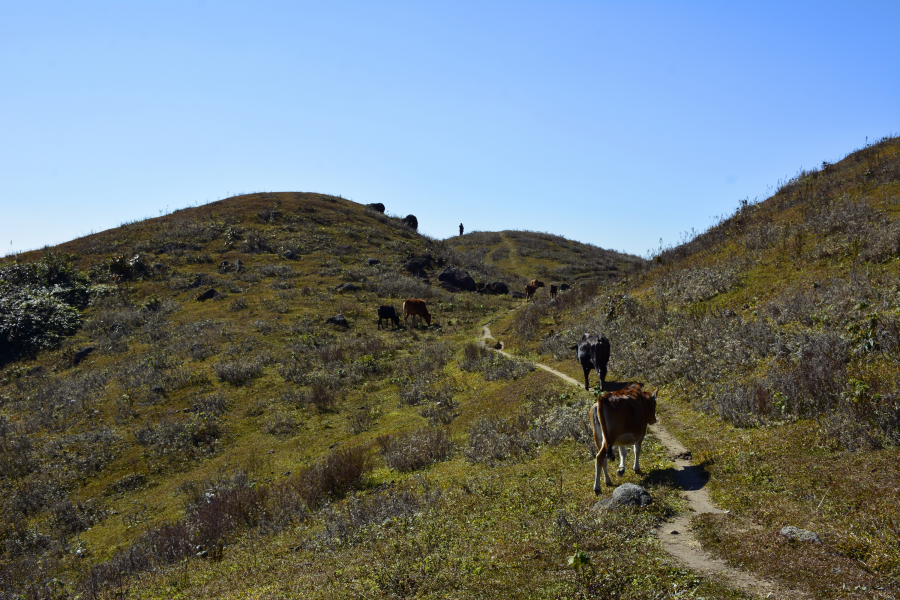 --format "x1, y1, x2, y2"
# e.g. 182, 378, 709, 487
437, 266, 476, 291
326, 315, 349, 328
367, 202, 386, 213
